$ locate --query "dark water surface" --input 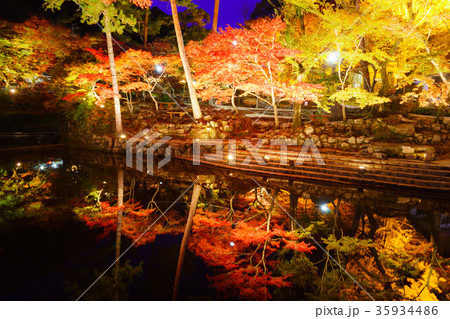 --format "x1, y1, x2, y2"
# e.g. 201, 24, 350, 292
0, 147, 449, 301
